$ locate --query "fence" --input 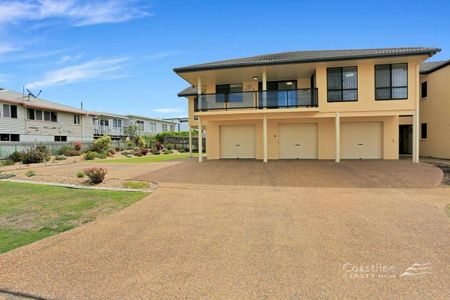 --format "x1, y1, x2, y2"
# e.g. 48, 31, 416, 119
0, 140, 127, 159
163, 136, 206, 151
